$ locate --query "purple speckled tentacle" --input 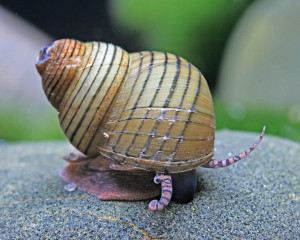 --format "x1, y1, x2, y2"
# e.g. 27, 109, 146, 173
149, 175, 173, 211
202, 126, 265, 169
